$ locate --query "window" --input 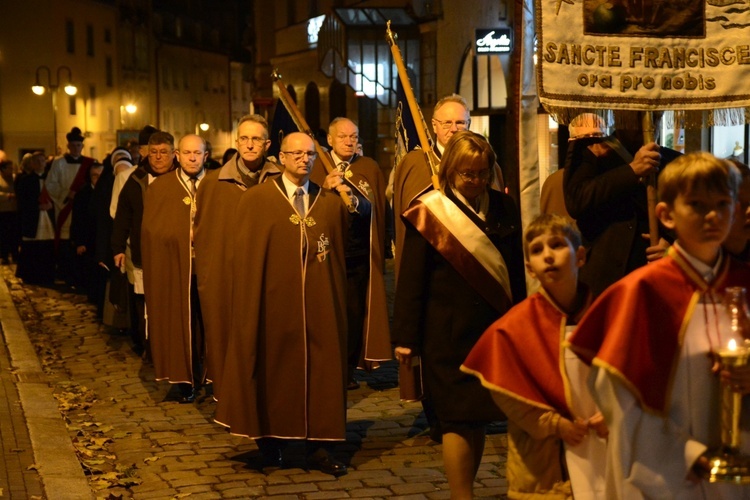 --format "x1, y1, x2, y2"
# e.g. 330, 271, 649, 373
69, 96, 77, 116
89, 85, 96, 116
162, 66, 169, 90
104, 28, 111, 44
105, 57, 113, 87
66, 19, 75, 53
86, 24, 94, 56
